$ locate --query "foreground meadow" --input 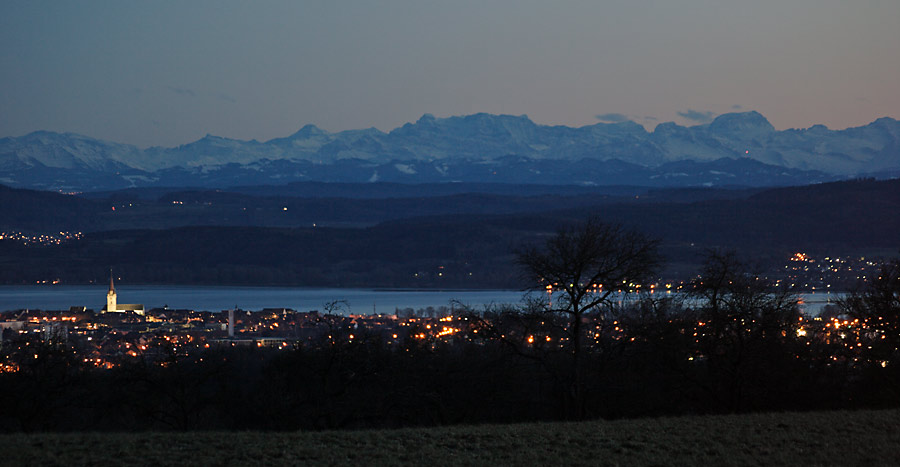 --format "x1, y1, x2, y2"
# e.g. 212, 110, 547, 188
2, 409, 899, 466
